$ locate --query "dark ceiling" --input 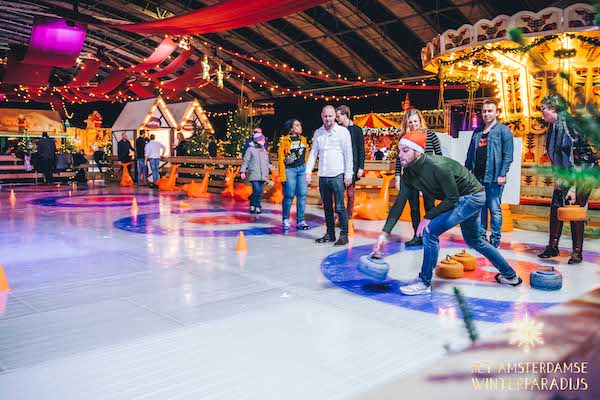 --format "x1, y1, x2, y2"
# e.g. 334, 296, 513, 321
0, 0, 585, 105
